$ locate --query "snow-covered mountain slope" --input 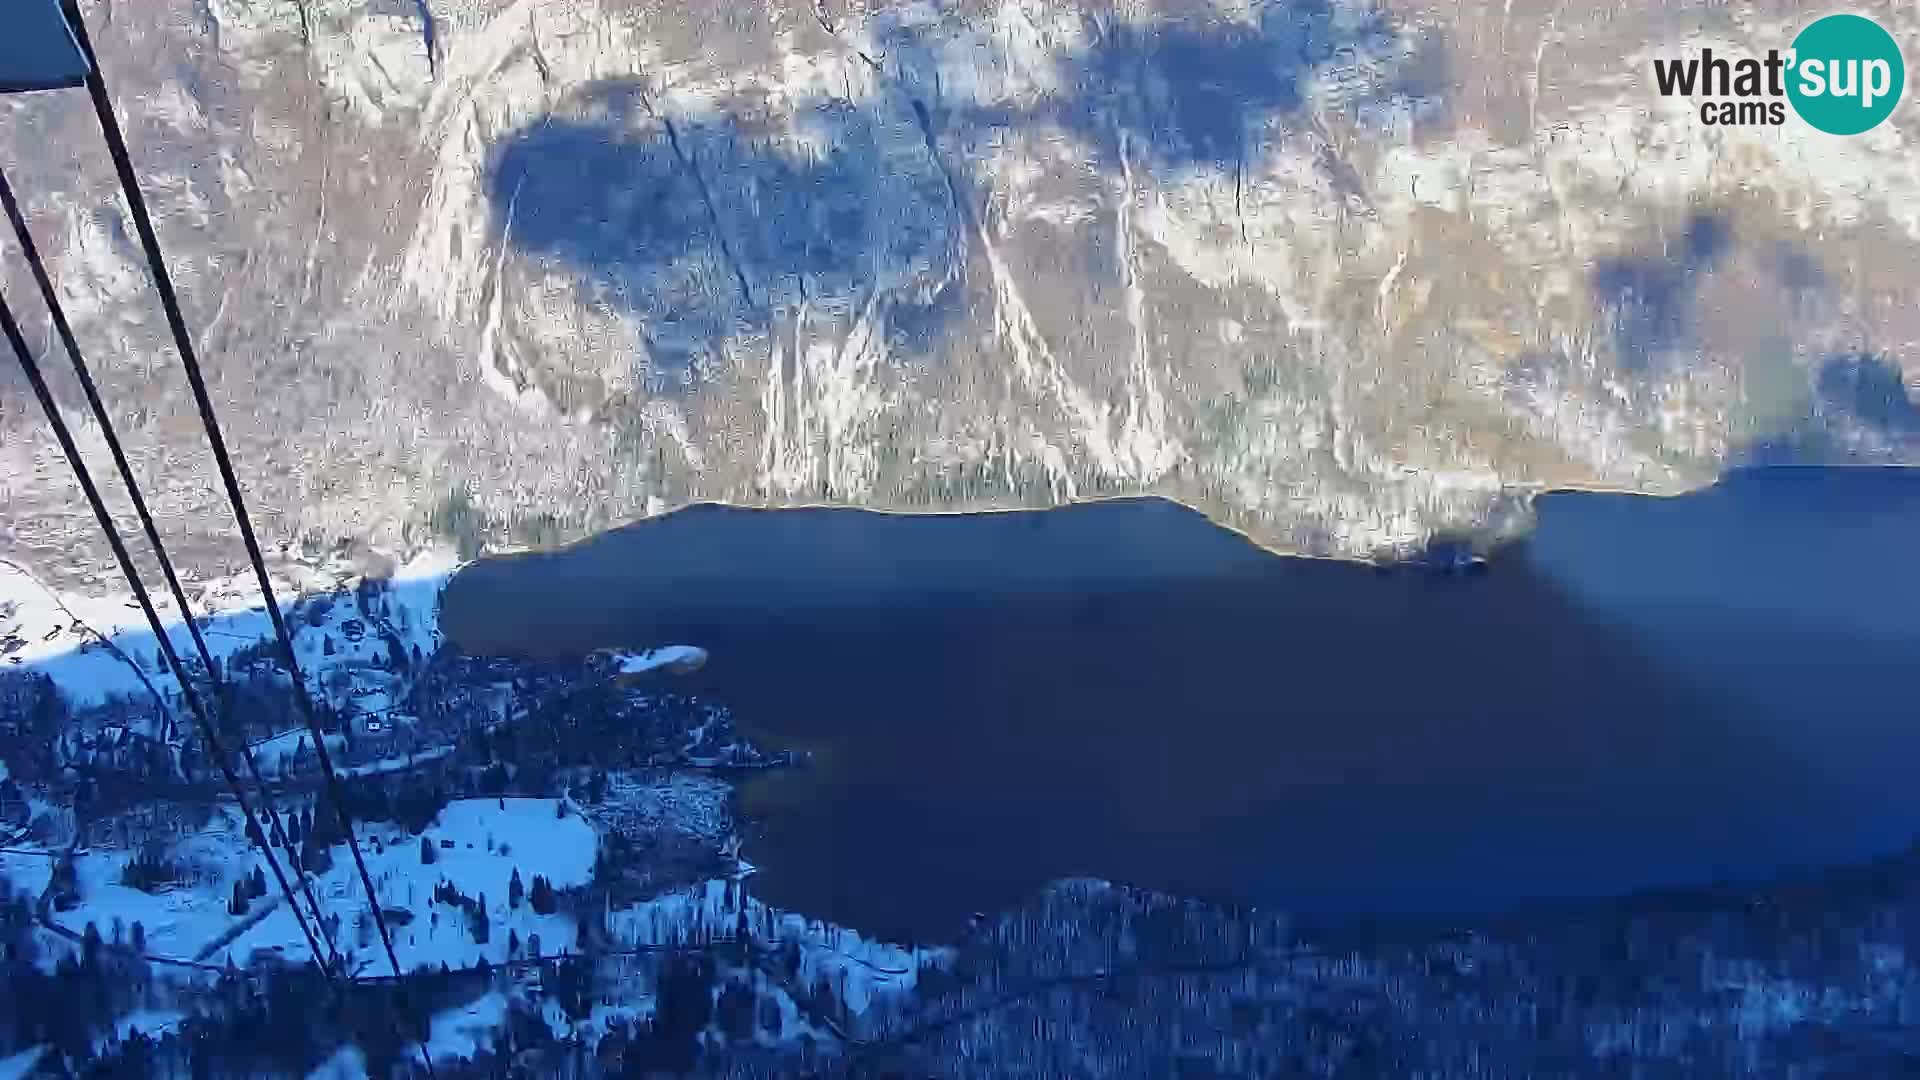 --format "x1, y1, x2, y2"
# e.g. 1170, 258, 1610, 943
4, 0, 1916, 593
